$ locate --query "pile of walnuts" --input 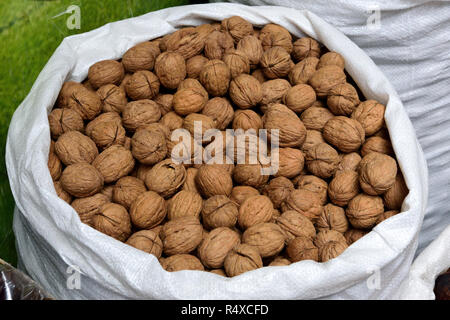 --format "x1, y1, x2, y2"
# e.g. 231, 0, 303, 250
48, 16, 408, 277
